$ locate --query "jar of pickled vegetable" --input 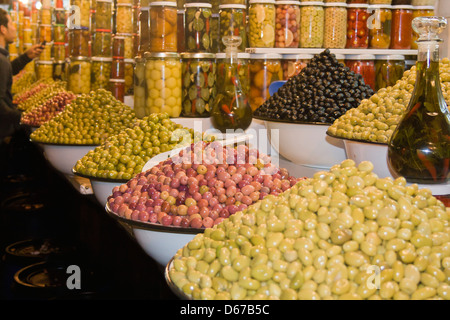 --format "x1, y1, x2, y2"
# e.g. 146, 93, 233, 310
116, 4, 133, 34
40, 43, 53, 61
115, 33, 135, 59
411, 6, 434, 49
323, 2, 348, 49
70, 0, 90, 28
40, 8, 52, 25
180, 53, 216, 117
177, 9, 185, 52
111, 58, 125, 79
53, 61, 66, 81
69, 28, 90, 57
390, 5, 413, 49
184, 2, 213, 52
299, 2, 325, 48
68, 57, 91, 94
149, 1, 178, 52
275, 1, 301, 48
23, 29, 32, 44
374, 54, 405, 90
53, 43, 66, 61
345, 54, 375, 91
281, 53, 313, 80
248, 0, 276, 48
39, 25, 52, 43
91, 57, 112, 90
216, 52, 250, 95
139, 7, 150, 53
219, 4, 247, 52
109, 79, 126, 102
124, 59, 135, 95
248, 53, 283, 111
54, 8, 66, 25
36, 60, 54, 80
346, 3, 370, 48
95, 0, 113, 30
144, 52, 182, 117
411, 0, 434, 4
92, 30, 112, 57
134, 57, 146, 118
210, 14, 220, 53
112, 36, 125, 58
368, 4, 392, 49
53, 25, 65, 43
